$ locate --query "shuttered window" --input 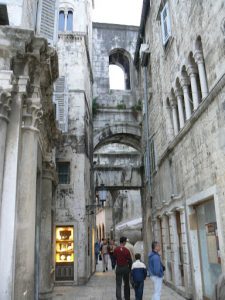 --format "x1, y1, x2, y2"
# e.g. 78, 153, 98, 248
160, 2, 171, 46
36, 0, 58, 45
54, 77, 68, 132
